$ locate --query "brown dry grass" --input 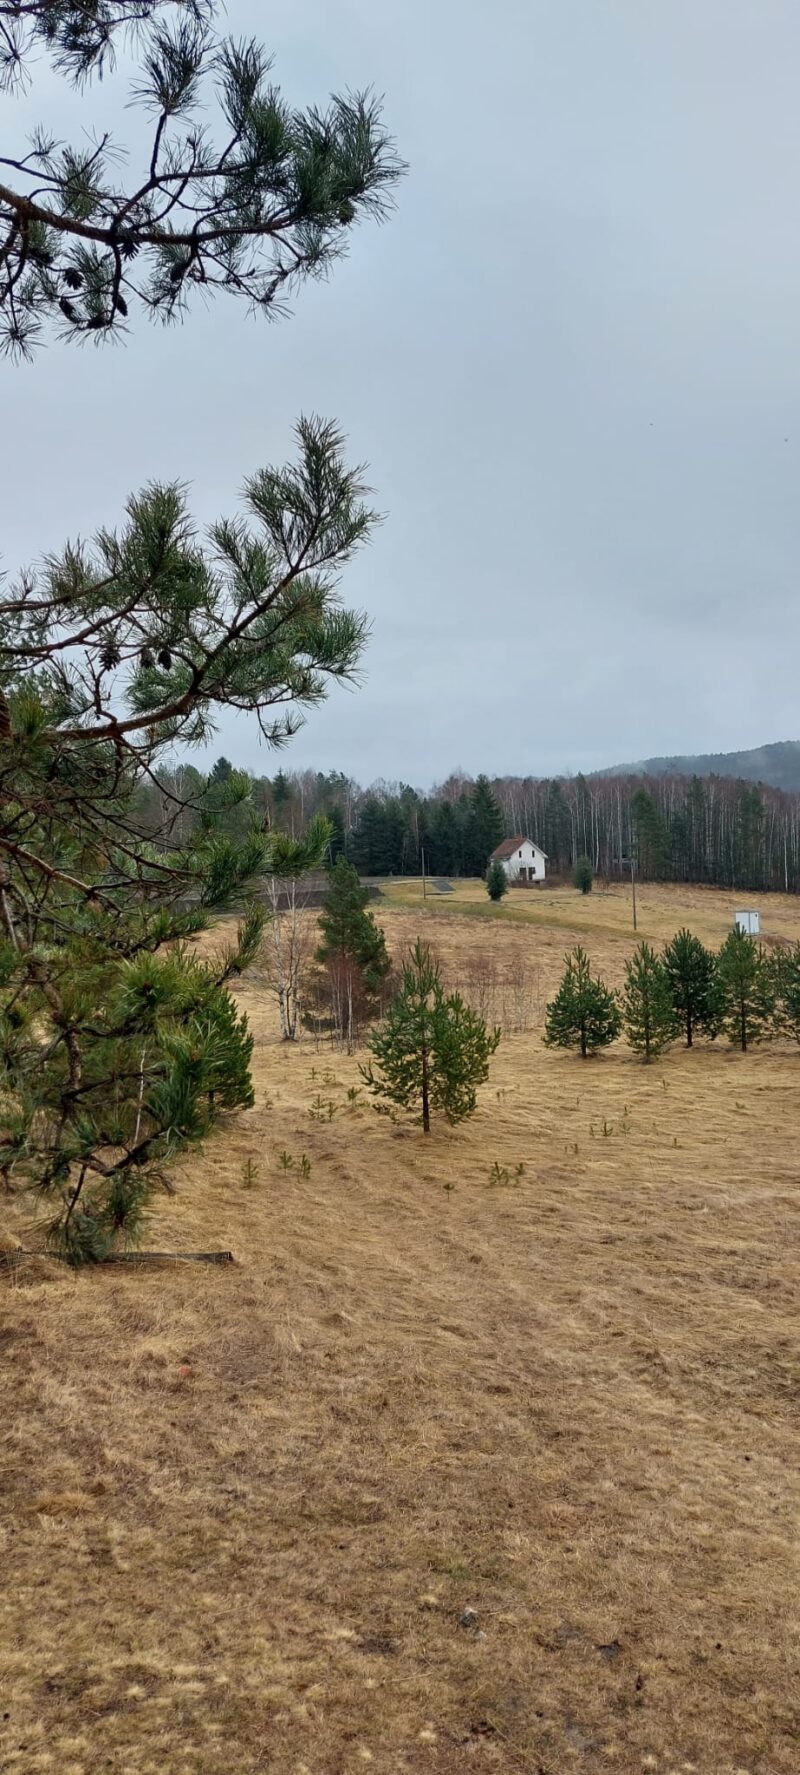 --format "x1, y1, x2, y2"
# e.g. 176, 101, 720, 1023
382, 873, 800, 950
1, 883, 798, 1774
